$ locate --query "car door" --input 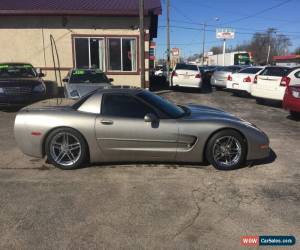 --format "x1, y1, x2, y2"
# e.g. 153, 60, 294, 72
95, 93, 179, 162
